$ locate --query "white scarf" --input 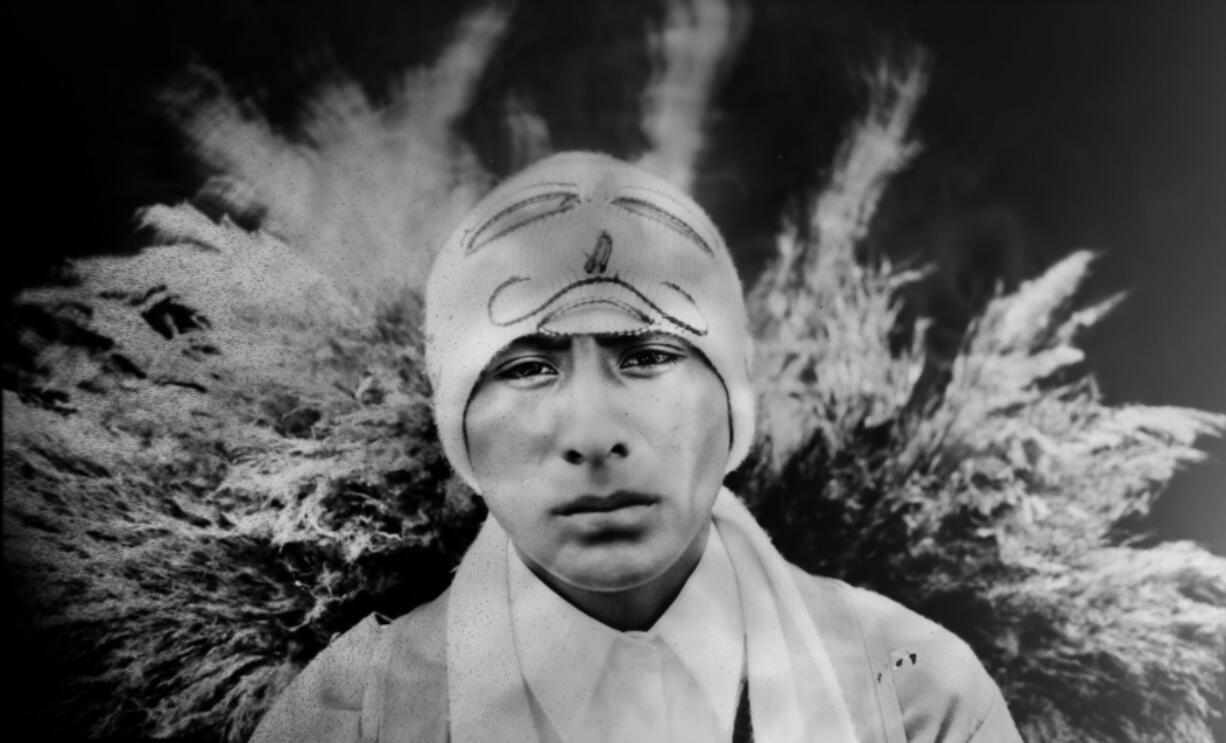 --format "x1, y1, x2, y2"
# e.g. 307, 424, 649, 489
446, 488, 861, 743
